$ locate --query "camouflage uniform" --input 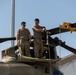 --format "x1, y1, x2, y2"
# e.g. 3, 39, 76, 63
17, 28, 31, 56
32, 25, 43, 58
